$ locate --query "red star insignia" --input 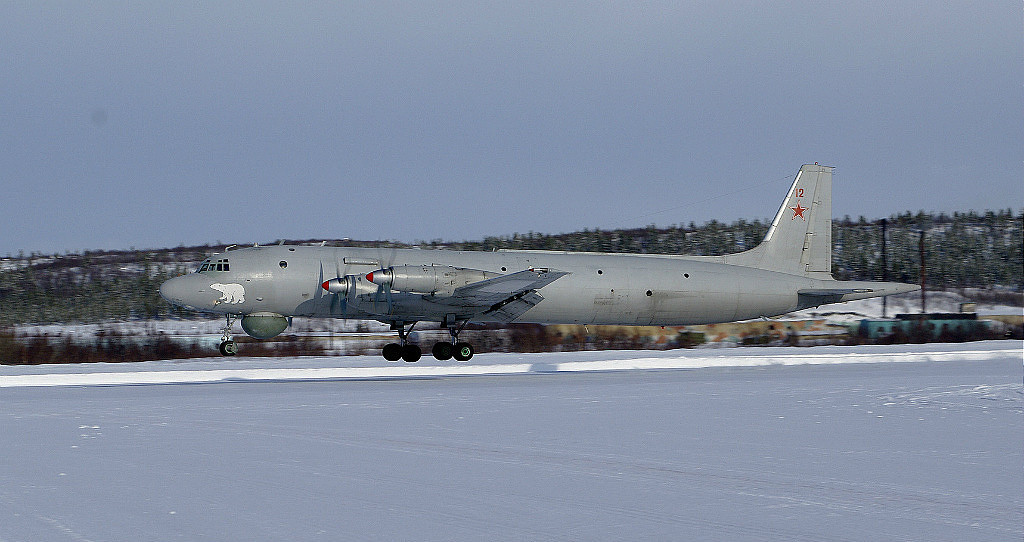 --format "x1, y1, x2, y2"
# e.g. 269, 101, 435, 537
791, 202, 807, 220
